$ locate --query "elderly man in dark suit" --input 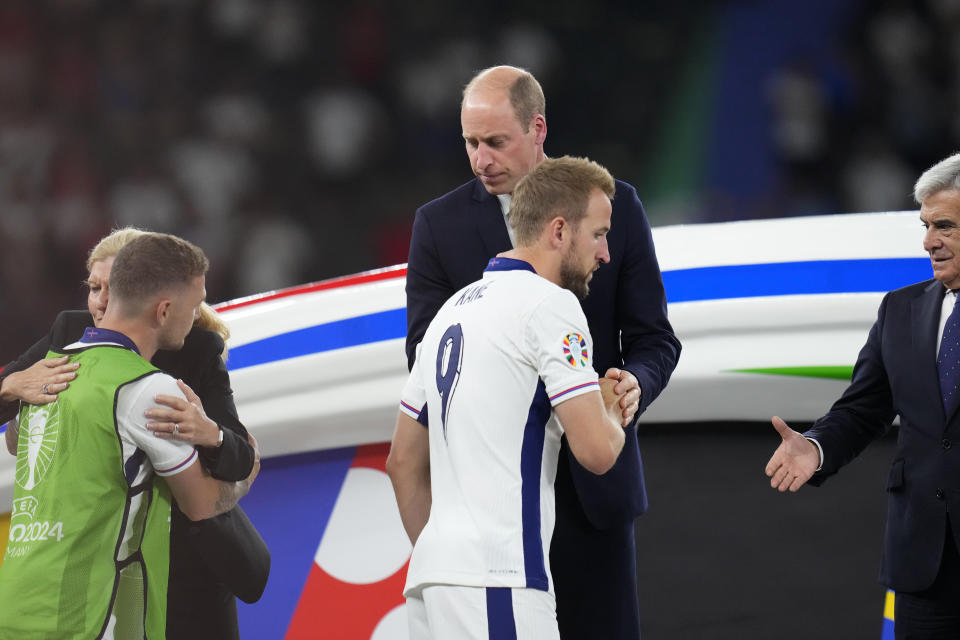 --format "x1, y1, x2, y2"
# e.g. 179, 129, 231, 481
766, 152, 960, 638
405, 65, 681, 639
